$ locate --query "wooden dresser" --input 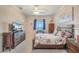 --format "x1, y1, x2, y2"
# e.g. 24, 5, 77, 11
13, 31, 25, 47
3, 32, 13, 51
2, 31, 25, 51
67, 39, 79, 53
